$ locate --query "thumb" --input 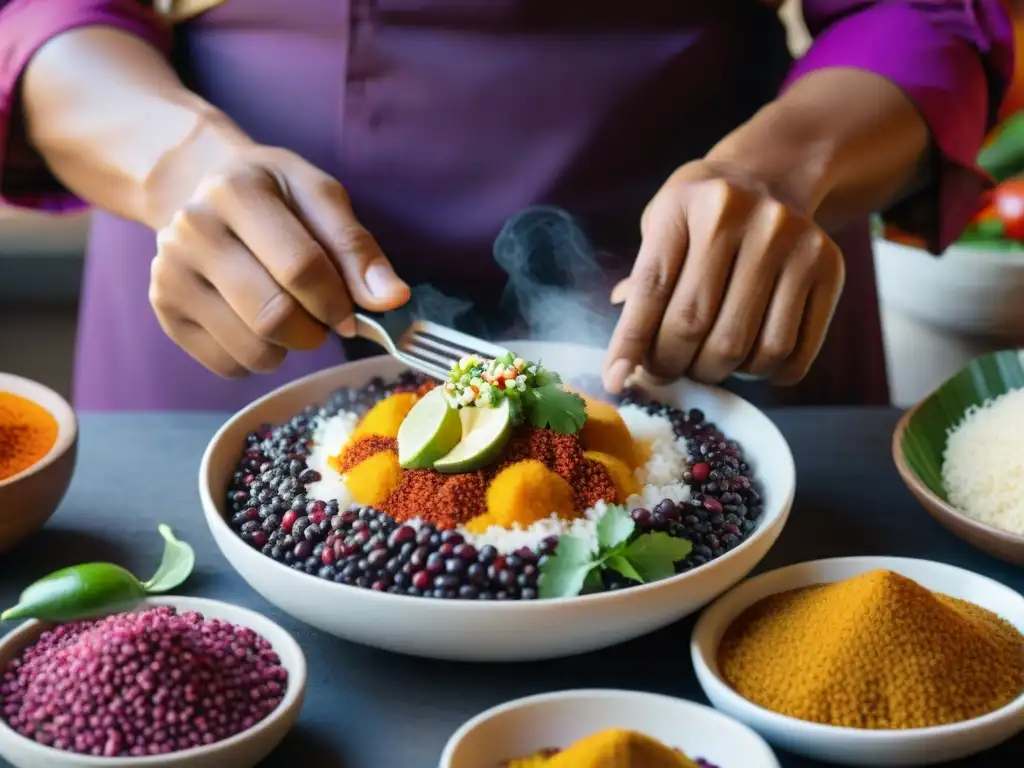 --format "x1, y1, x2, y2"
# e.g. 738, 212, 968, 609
287, 166, 411, 313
